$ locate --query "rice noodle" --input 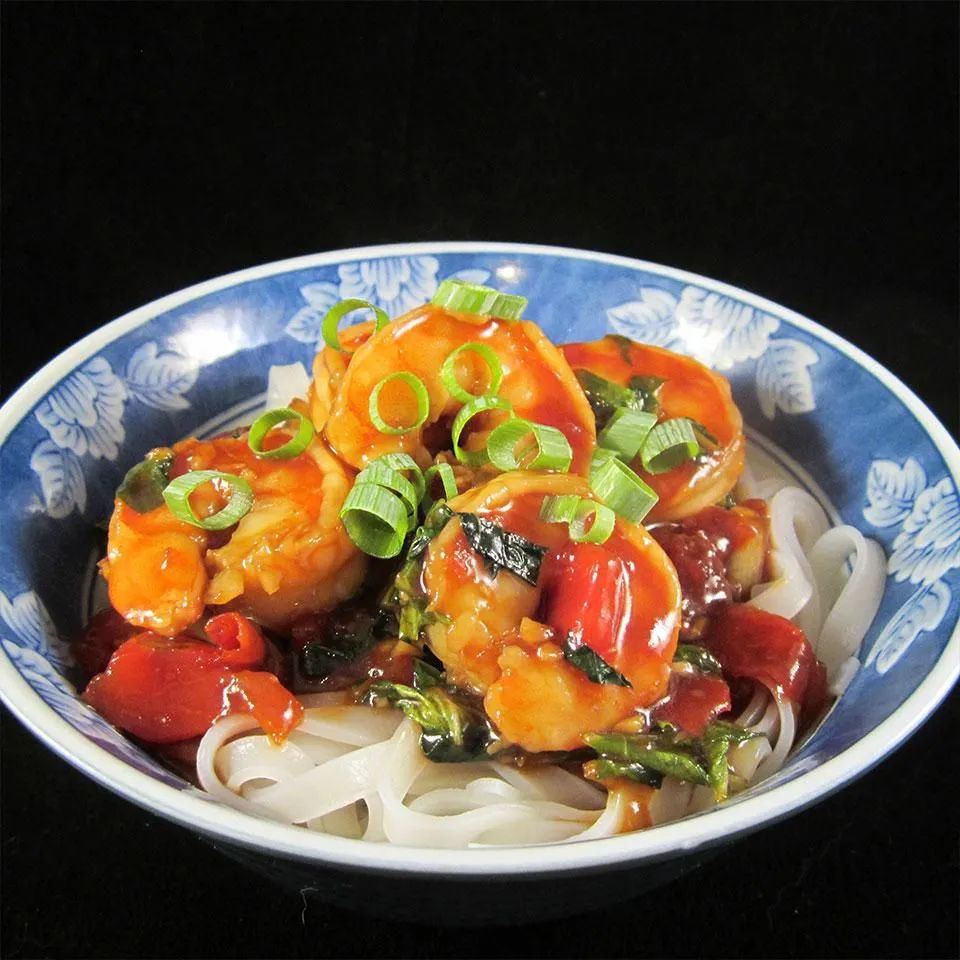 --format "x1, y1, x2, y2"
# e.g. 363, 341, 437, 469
198, 710, 619, 848
199, 482, 887, 845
